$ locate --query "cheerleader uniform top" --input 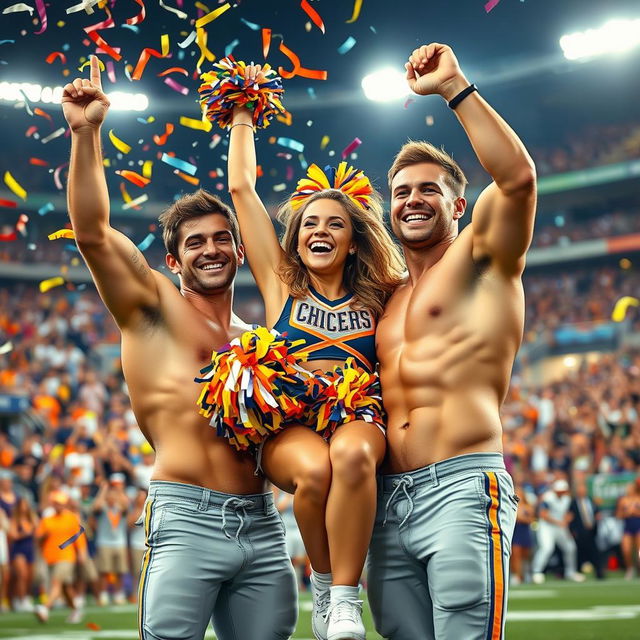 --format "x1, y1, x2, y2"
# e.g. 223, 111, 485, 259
272, 286, 377, 372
